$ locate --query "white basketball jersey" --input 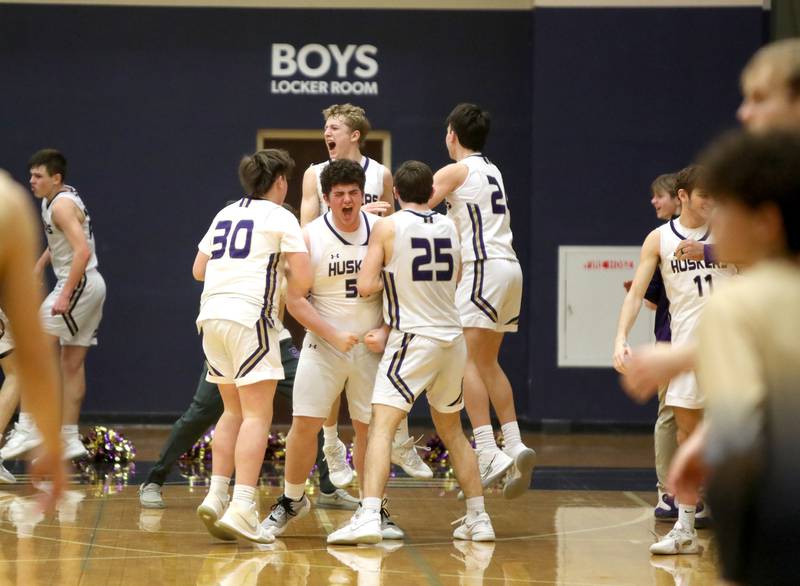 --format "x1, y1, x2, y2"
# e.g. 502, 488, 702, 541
41, 186, 99, 281
306, 210, 383, 337
383, 210, 462, 342
197, 197, 306, 329
446, 154, 517, 263
312, 156, 384, 216
658, 218, 737, 344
